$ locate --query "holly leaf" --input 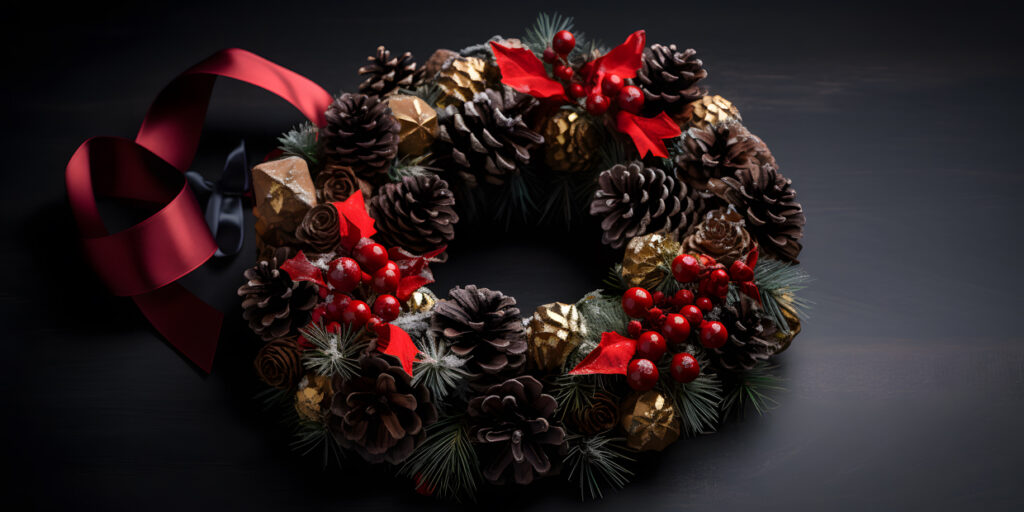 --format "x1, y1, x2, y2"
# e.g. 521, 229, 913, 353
615, 110, 681, 158
569, 332, 637, 375
389, 245, 446, 301
331, 190, 377, 250
491, 42, 568, 101
279, 251, 326, 288
588, 30, 646, 83
382, 324, 419, 376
